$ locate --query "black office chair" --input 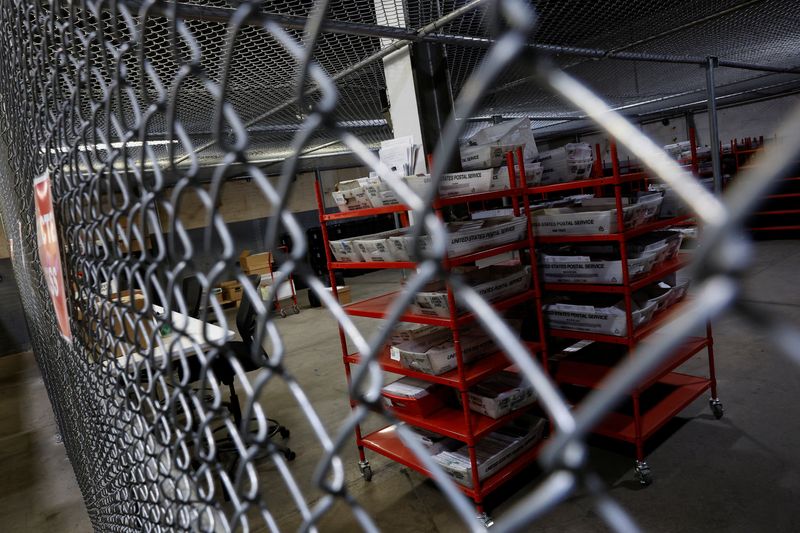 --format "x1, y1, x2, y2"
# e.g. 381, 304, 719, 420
213, 286, 295, 461
181, 275, 203, 319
